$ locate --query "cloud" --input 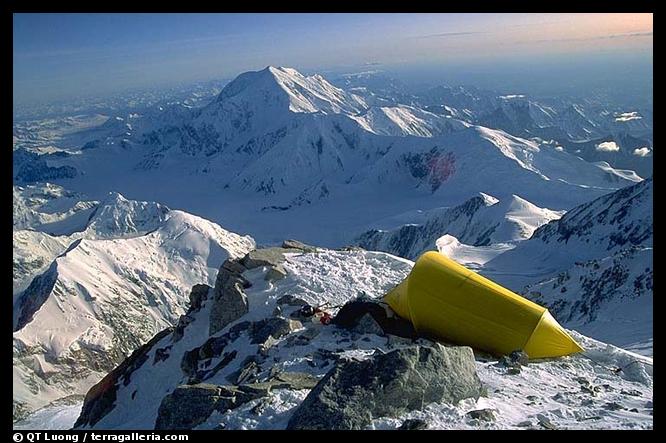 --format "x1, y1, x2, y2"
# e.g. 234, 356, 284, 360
596, 141, 620, 152
633, 147, 651, 157
414, 31, 486, 39
530, 31, 653, 44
